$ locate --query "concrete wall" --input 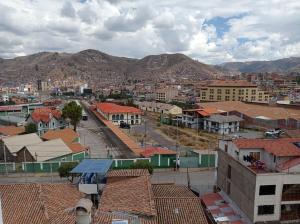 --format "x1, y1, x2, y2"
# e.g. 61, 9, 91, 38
217, 149, 257, 222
